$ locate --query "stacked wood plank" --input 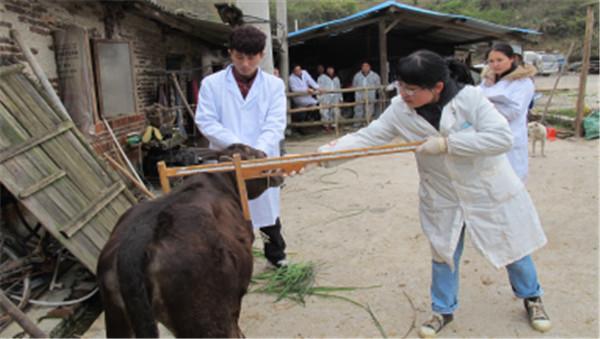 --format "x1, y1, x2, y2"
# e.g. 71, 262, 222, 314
0, 64, 136, 274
